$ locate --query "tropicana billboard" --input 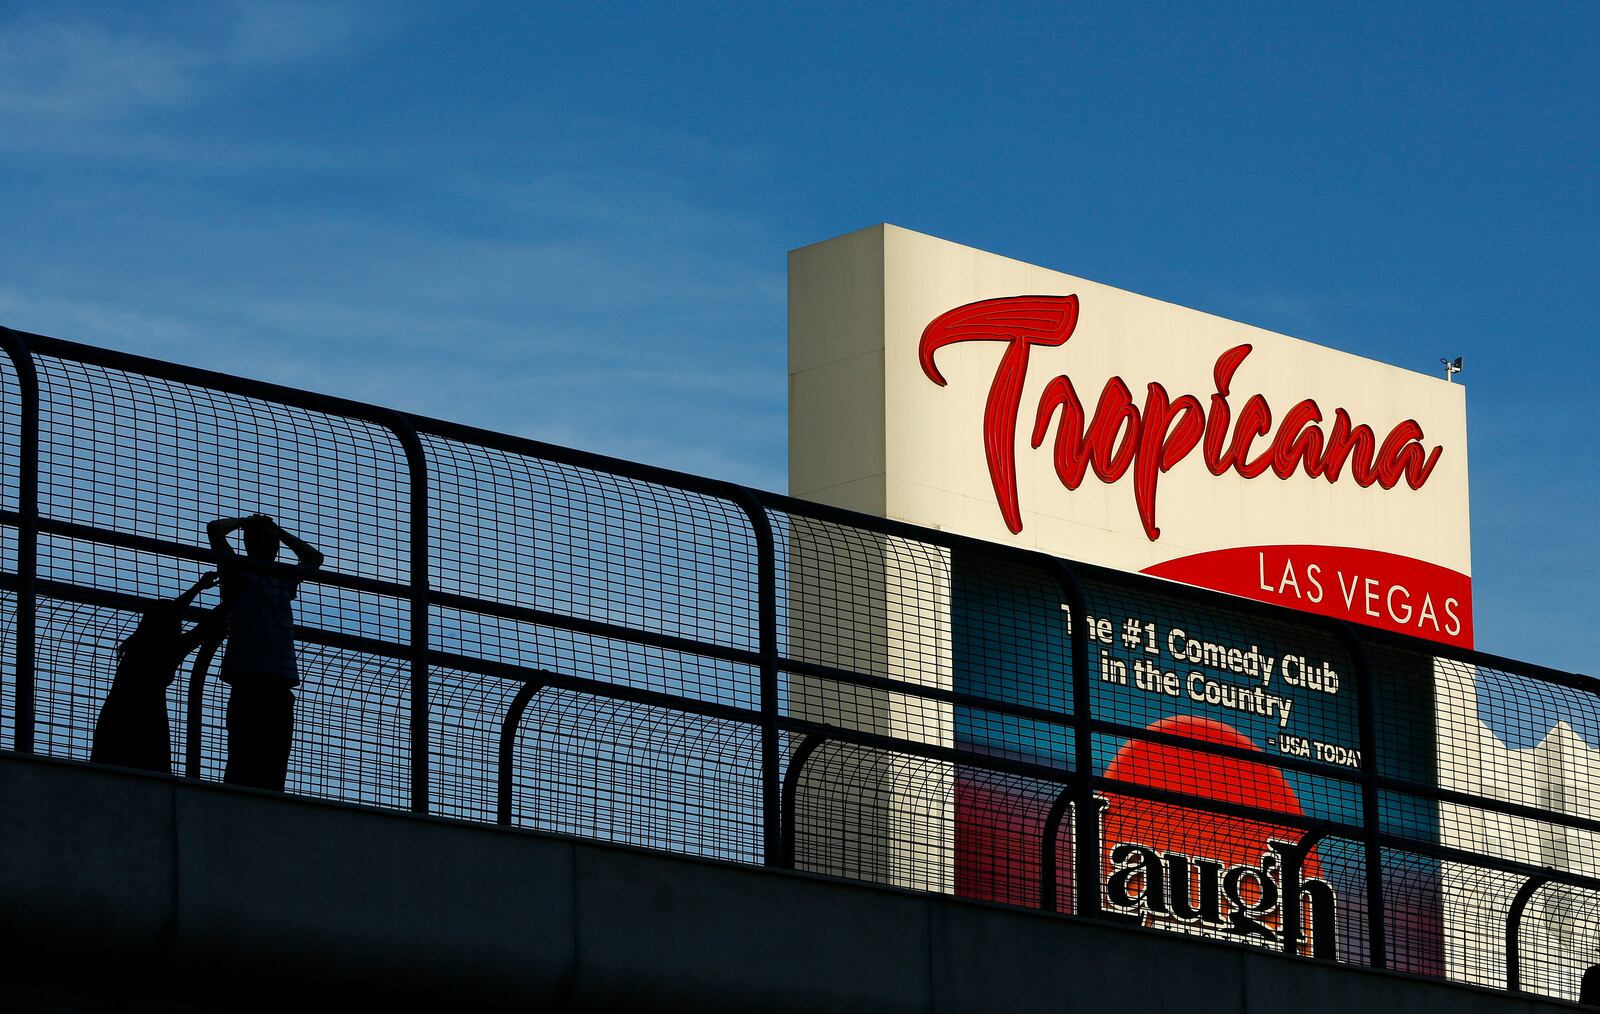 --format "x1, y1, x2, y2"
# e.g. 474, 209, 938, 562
789, 224, 1472, 647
